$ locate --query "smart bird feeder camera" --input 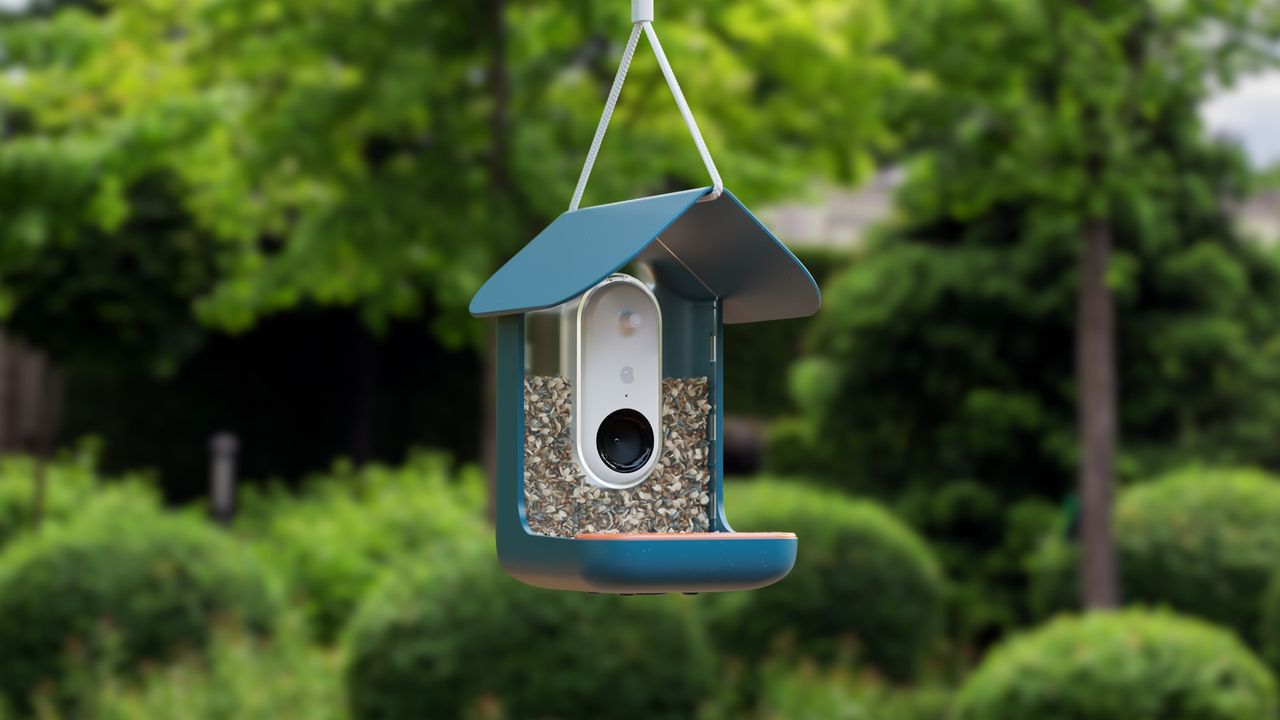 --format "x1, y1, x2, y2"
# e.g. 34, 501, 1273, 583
469, 1, 821, 593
